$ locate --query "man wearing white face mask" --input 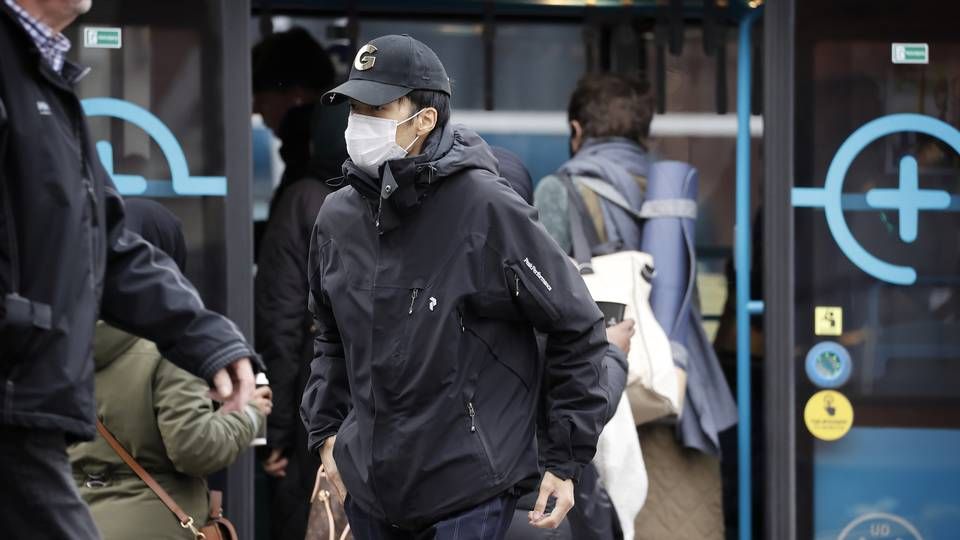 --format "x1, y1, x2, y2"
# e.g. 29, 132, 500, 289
300, 34, 611, 540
